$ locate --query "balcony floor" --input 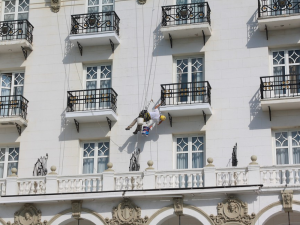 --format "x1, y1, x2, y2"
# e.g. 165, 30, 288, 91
69, 31, 120, 47
0, 116, 27, 127
65, 109, 118, 123
261, 97, 300, 111
160, 103, 212, 117
0, 39, 32, 53
258, 14, 300, 31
